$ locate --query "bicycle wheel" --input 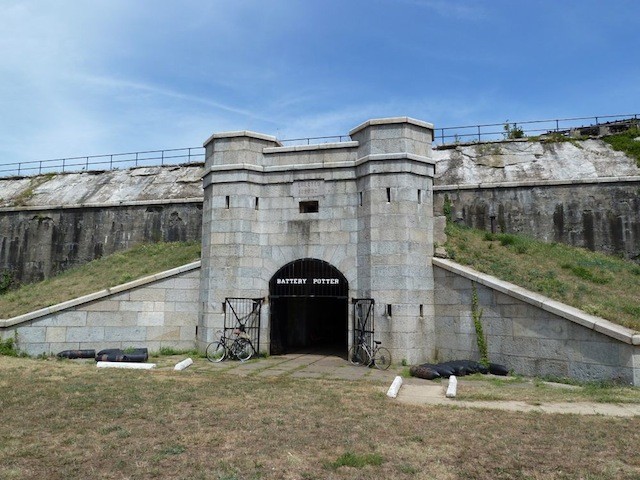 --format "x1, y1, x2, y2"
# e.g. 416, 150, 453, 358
348, 344, 370, 366
206, 341, 226, 363
232, 338, 253, 362
372, 347, 392, 370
